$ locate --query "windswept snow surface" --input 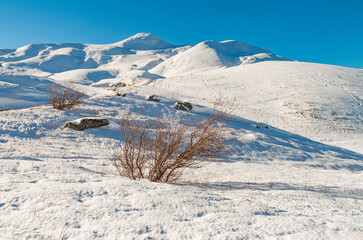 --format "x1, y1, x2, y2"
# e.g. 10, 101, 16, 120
0, 33, 362, 239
